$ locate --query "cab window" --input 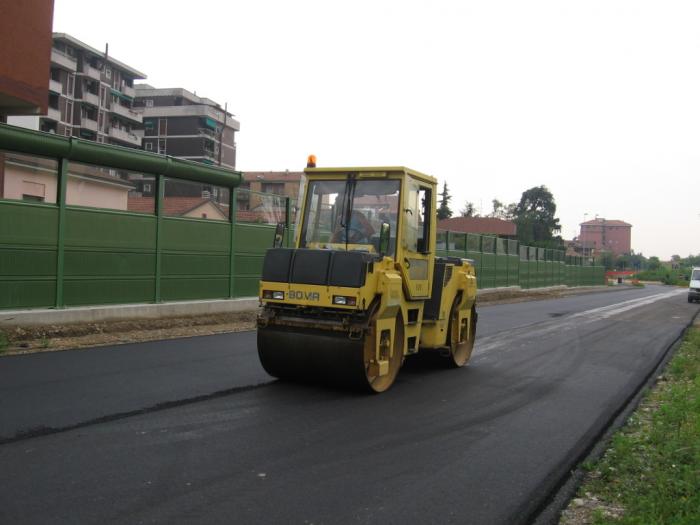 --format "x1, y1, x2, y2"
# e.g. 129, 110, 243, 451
405, 180, 431, 253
